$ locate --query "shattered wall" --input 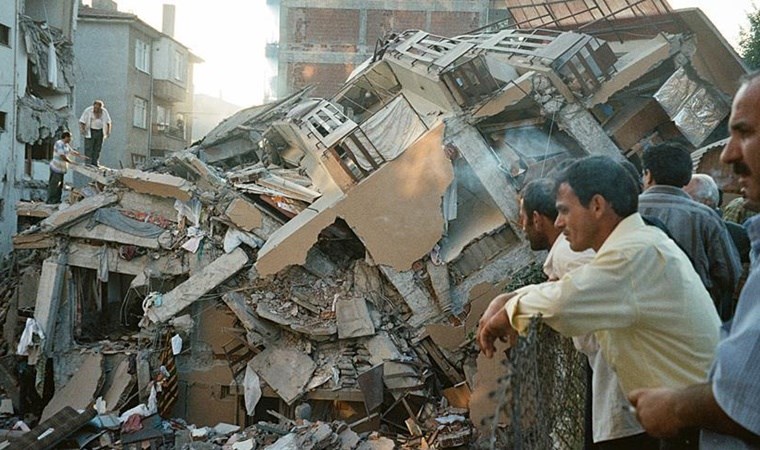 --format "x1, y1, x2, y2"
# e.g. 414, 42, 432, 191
255, 125, 453, 276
